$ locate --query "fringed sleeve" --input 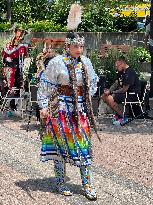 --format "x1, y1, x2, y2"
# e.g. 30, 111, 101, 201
37, 56, 60, 109
82, 56, 99, 97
